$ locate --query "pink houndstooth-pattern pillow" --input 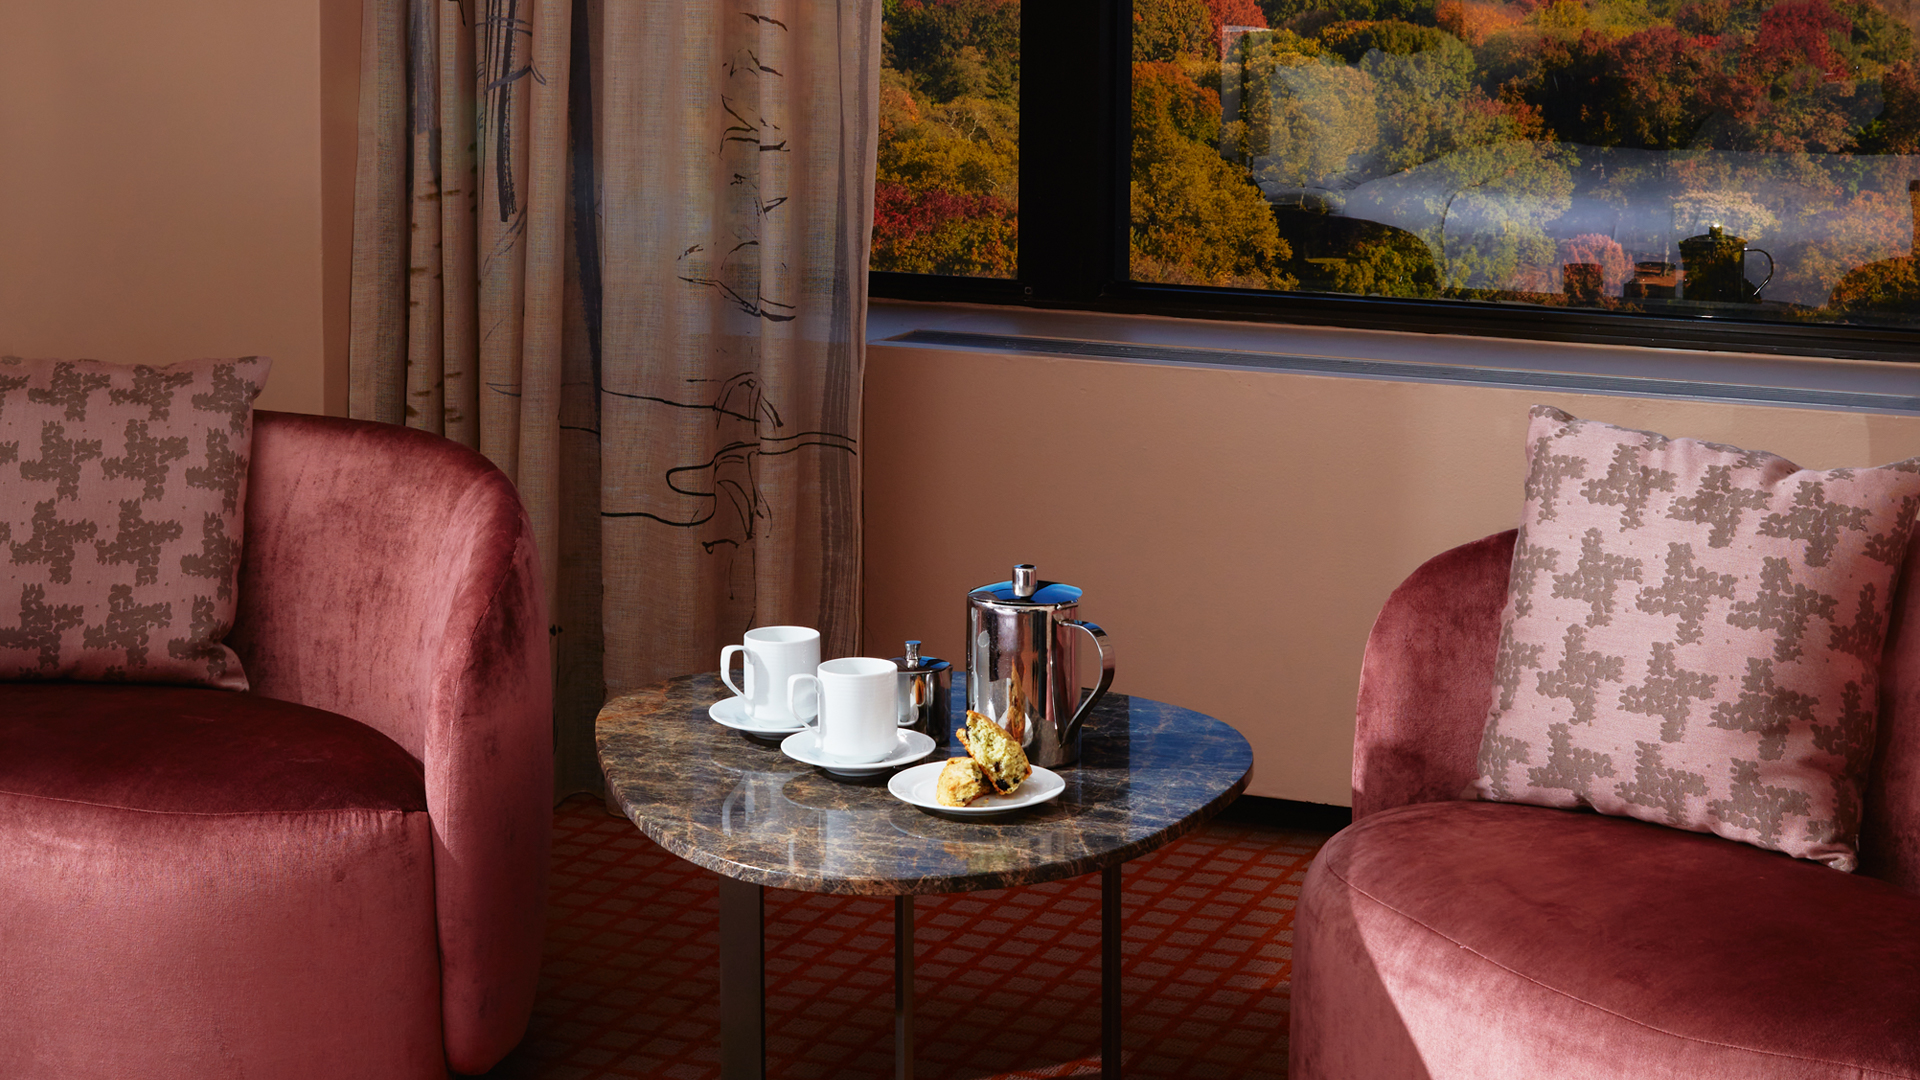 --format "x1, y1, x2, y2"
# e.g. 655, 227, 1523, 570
0, 355, 270, 688
1472, 405, 1920, 870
